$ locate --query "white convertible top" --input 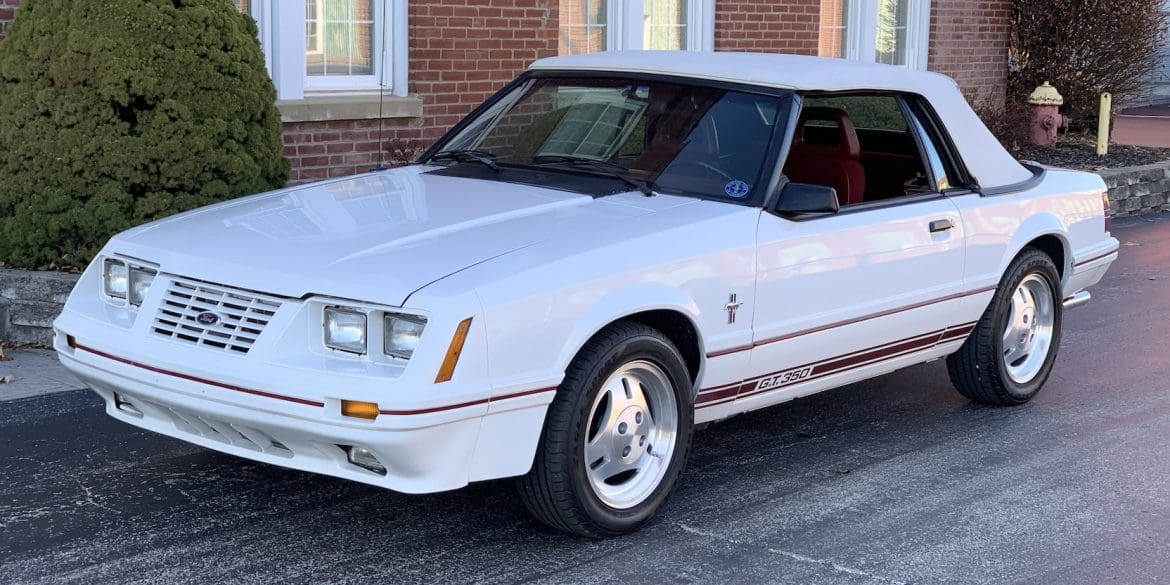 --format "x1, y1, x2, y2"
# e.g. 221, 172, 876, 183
529, 51, 1033, 189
